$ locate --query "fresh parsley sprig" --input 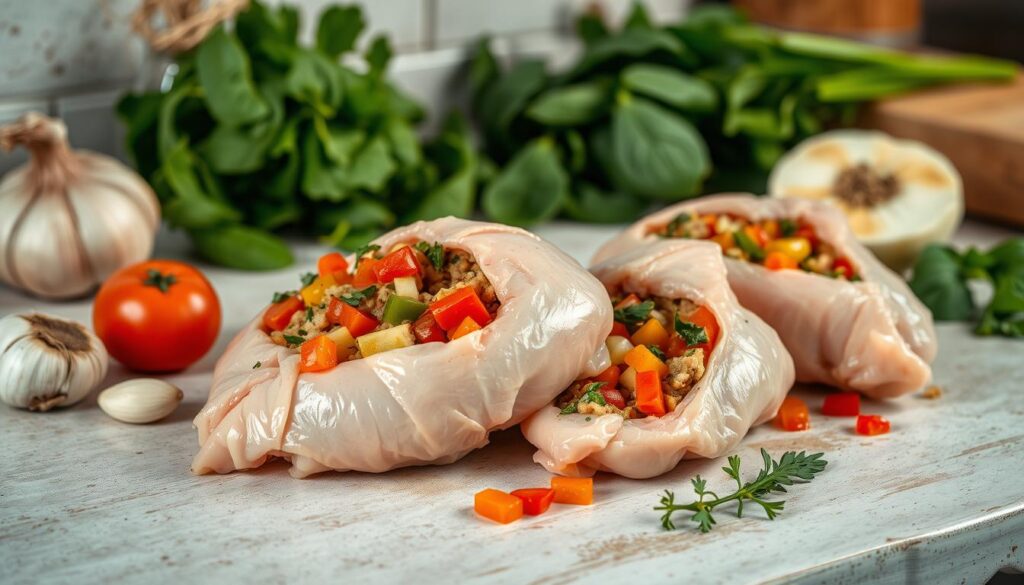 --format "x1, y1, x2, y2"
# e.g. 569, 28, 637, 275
614, 300, 654, 326
674, 313, 708, 346
353, 244, 381, 268
655, 449, 827, 532
415, 241, 445, 271
560, 382, 607, 414
338, 285, 377, 307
